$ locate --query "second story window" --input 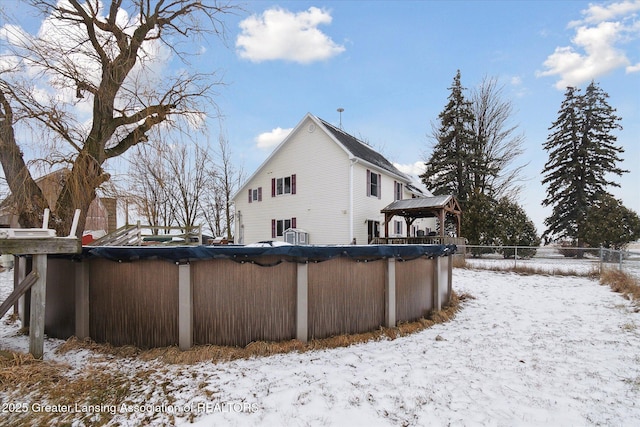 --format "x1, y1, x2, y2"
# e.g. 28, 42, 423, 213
394, 181, 403, 201
367, 169, 381, 199
272, 174, 297, 197
248, 187, 262, 203
277, 177, 290, 195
